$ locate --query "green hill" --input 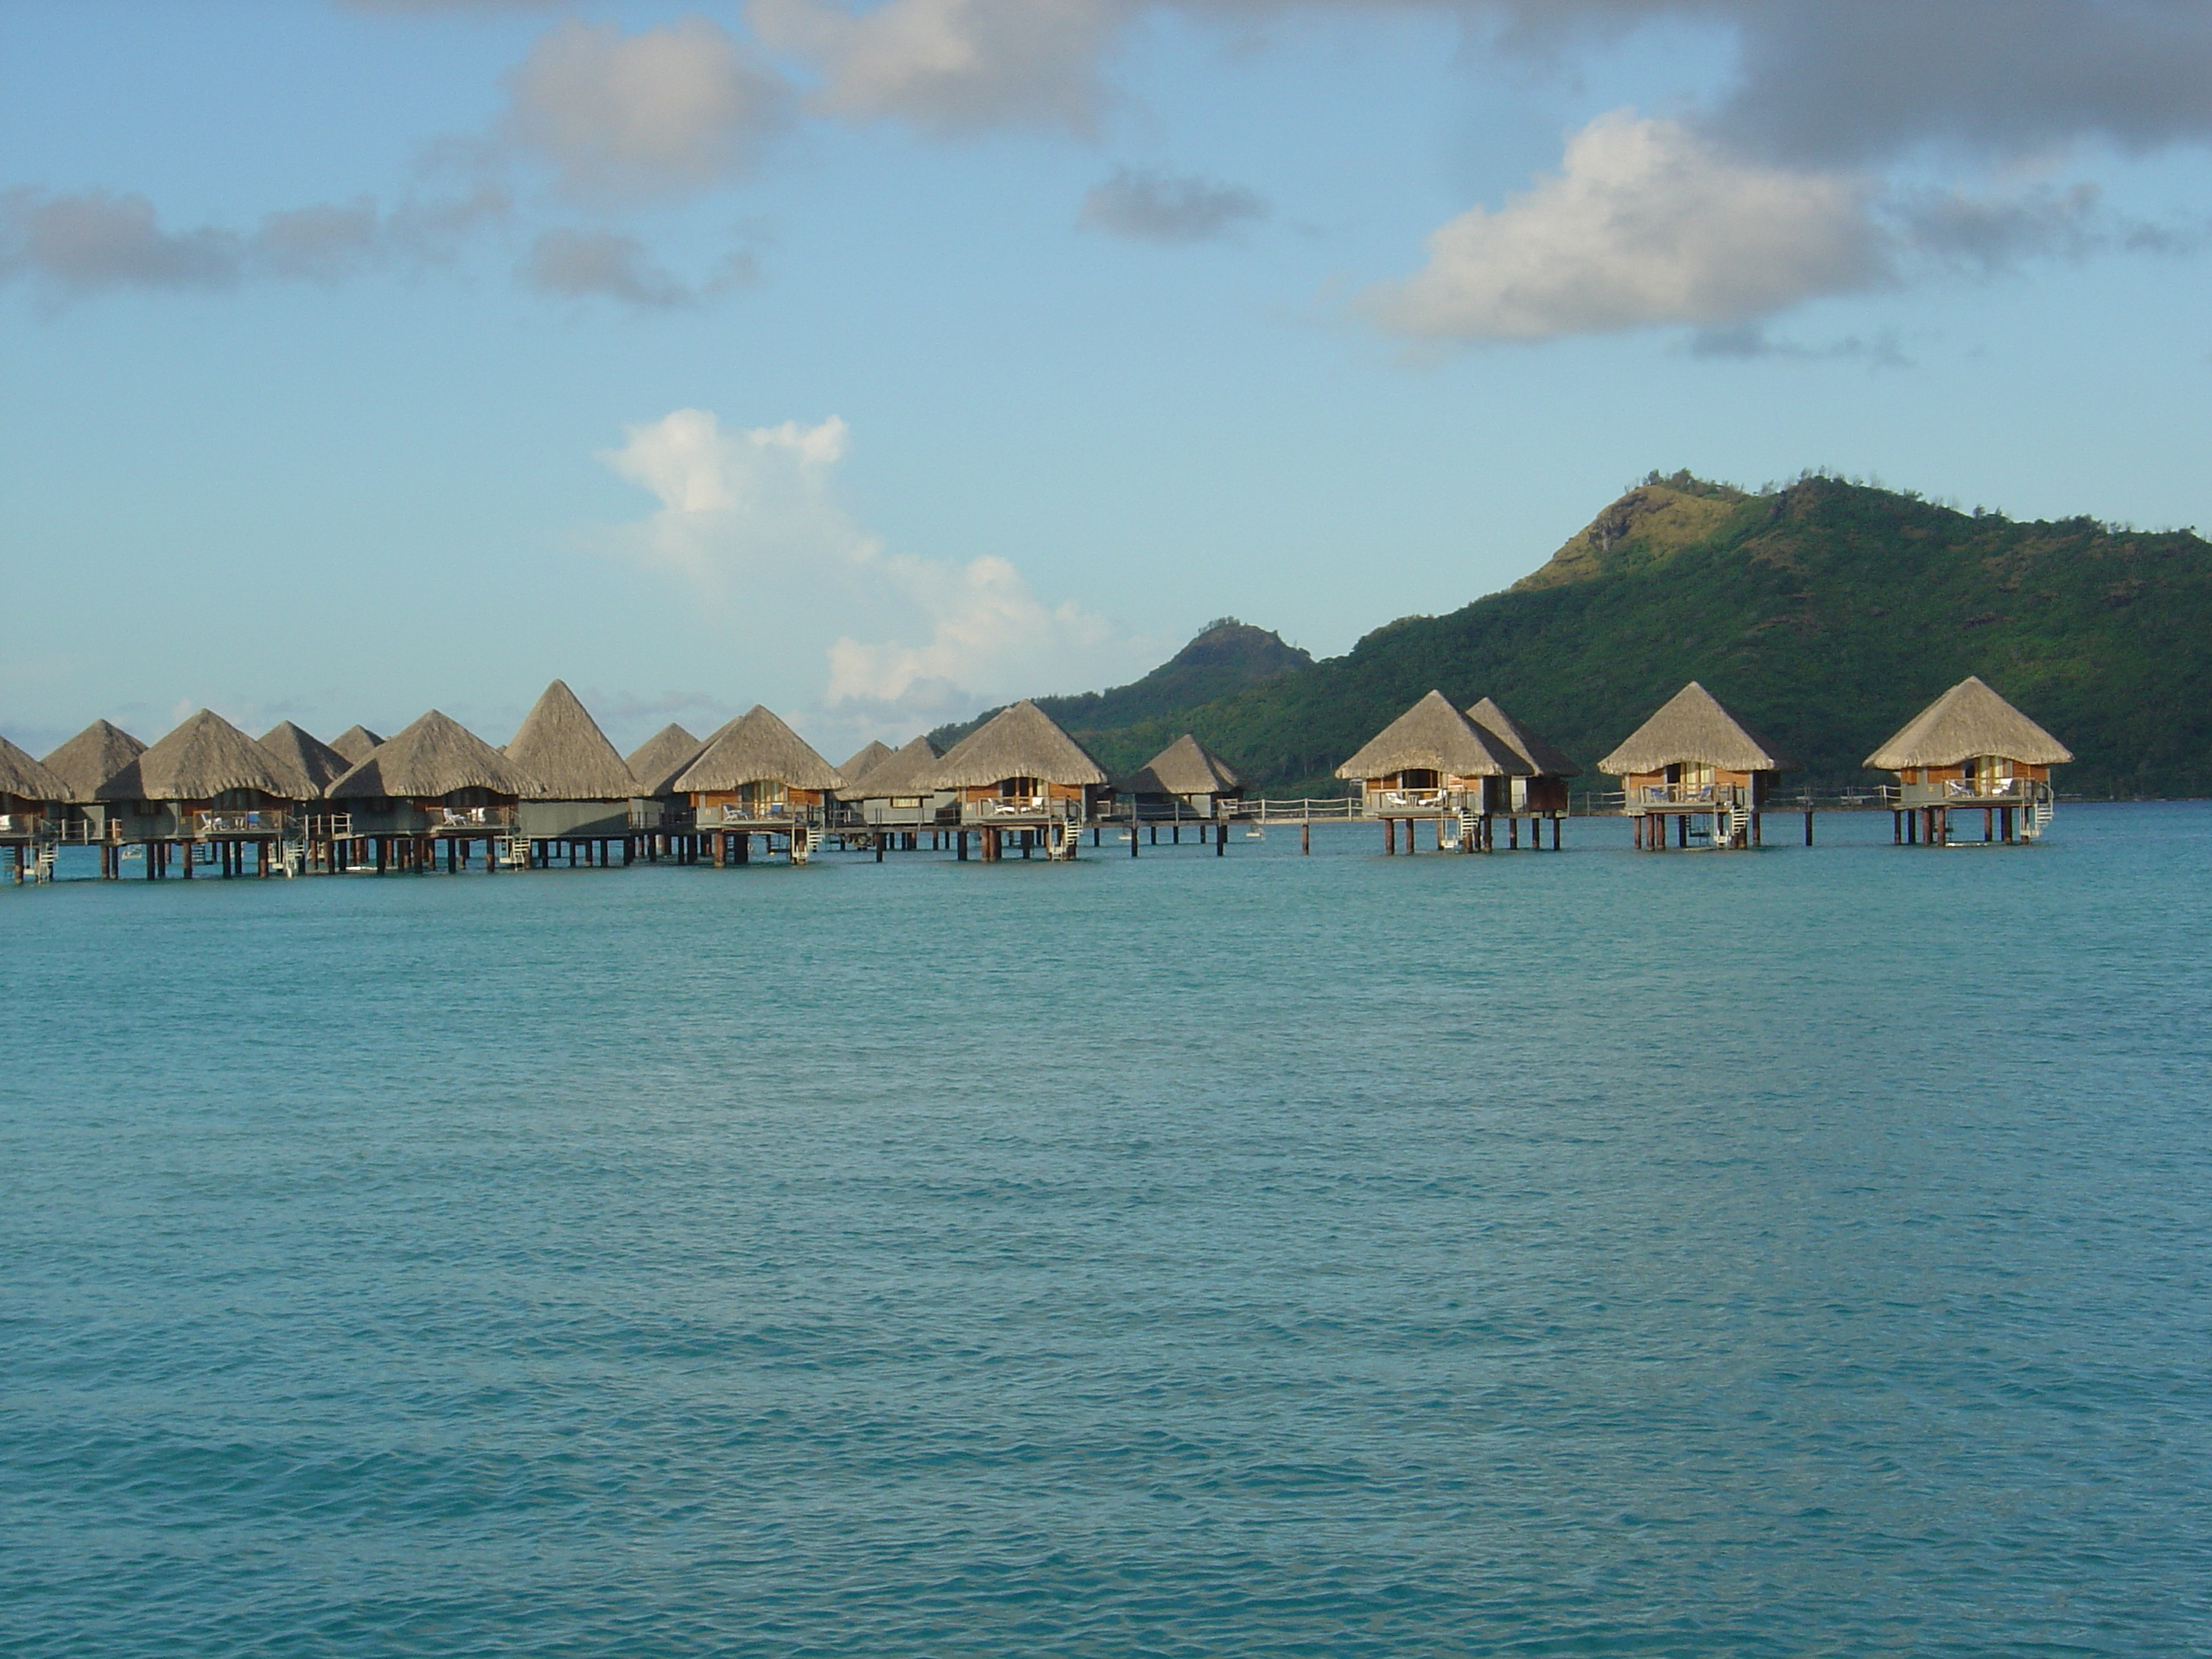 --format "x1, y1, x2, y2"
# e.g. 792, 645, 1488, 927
1017, 473, 2212, 798
928, 619, 1312, 755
